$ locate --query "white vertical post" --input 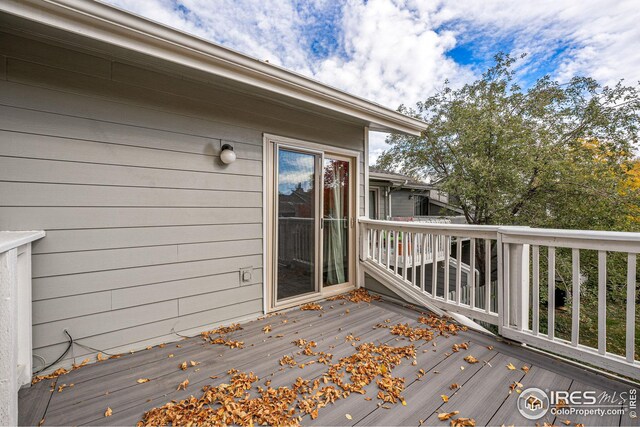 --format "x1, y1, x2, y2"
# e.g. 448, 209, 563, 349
470, 238, 476, 309
0, 248, 18, 427
497, 234, 505, 332
532, 245, 539, 335
548, 247, 556, 340
402, 232, 408, 282
571, 249, 581, 346
627, 253, 636, 363
485, 239, 491, 313
598, 251, 607, 355
456, 238, 462, 304
421, 233, 426, 292
394, 231, 399, 276
443, 236, 450, 301
508, 242, 530, 331
411, 233, 418, 288
431, 234, 438, 297
16, 245, 33, 387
